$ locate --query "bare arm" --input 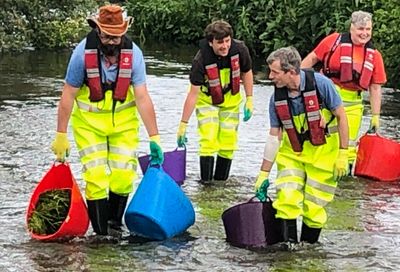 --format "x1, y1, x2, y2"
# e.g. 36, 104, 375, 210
134, 84, 159, 137
301, 51, 319, 68
331, 105, 349, 149
369, 83, 382, 115
180, 84, 201, 123
56, 82, 79, 133
241, 70, 253, 97
260, 127, 281, 171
